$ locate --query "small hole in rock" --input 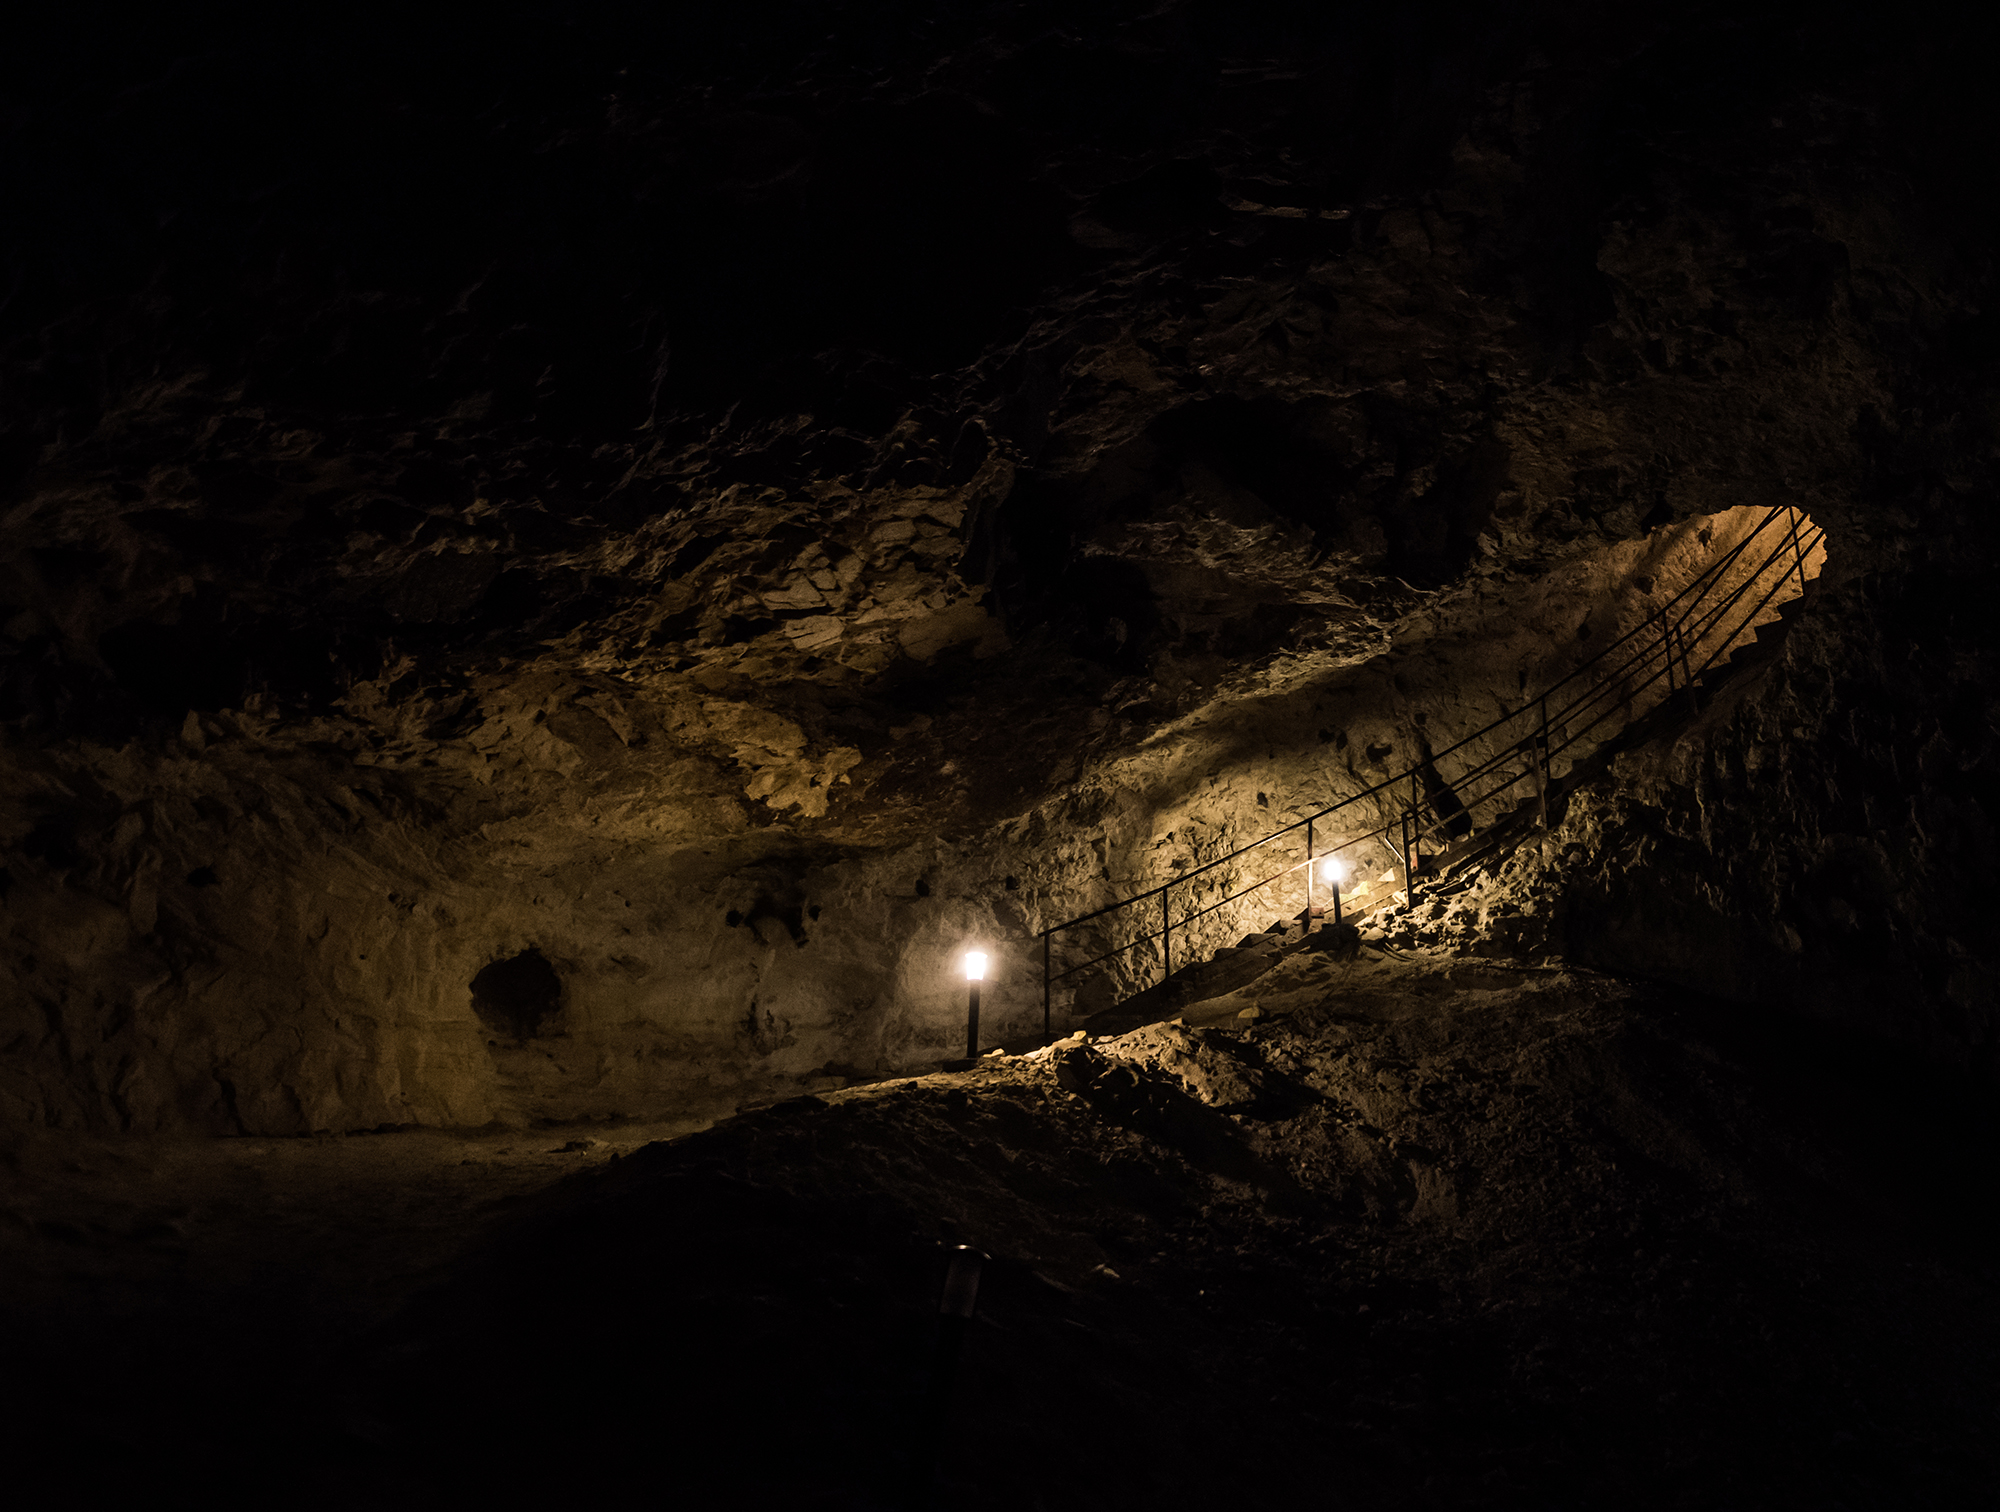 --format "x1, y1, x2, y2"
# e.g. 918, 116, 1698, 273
470, 948, 563, 1041
726, 909, 745, 927
915, 878, 931, 897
